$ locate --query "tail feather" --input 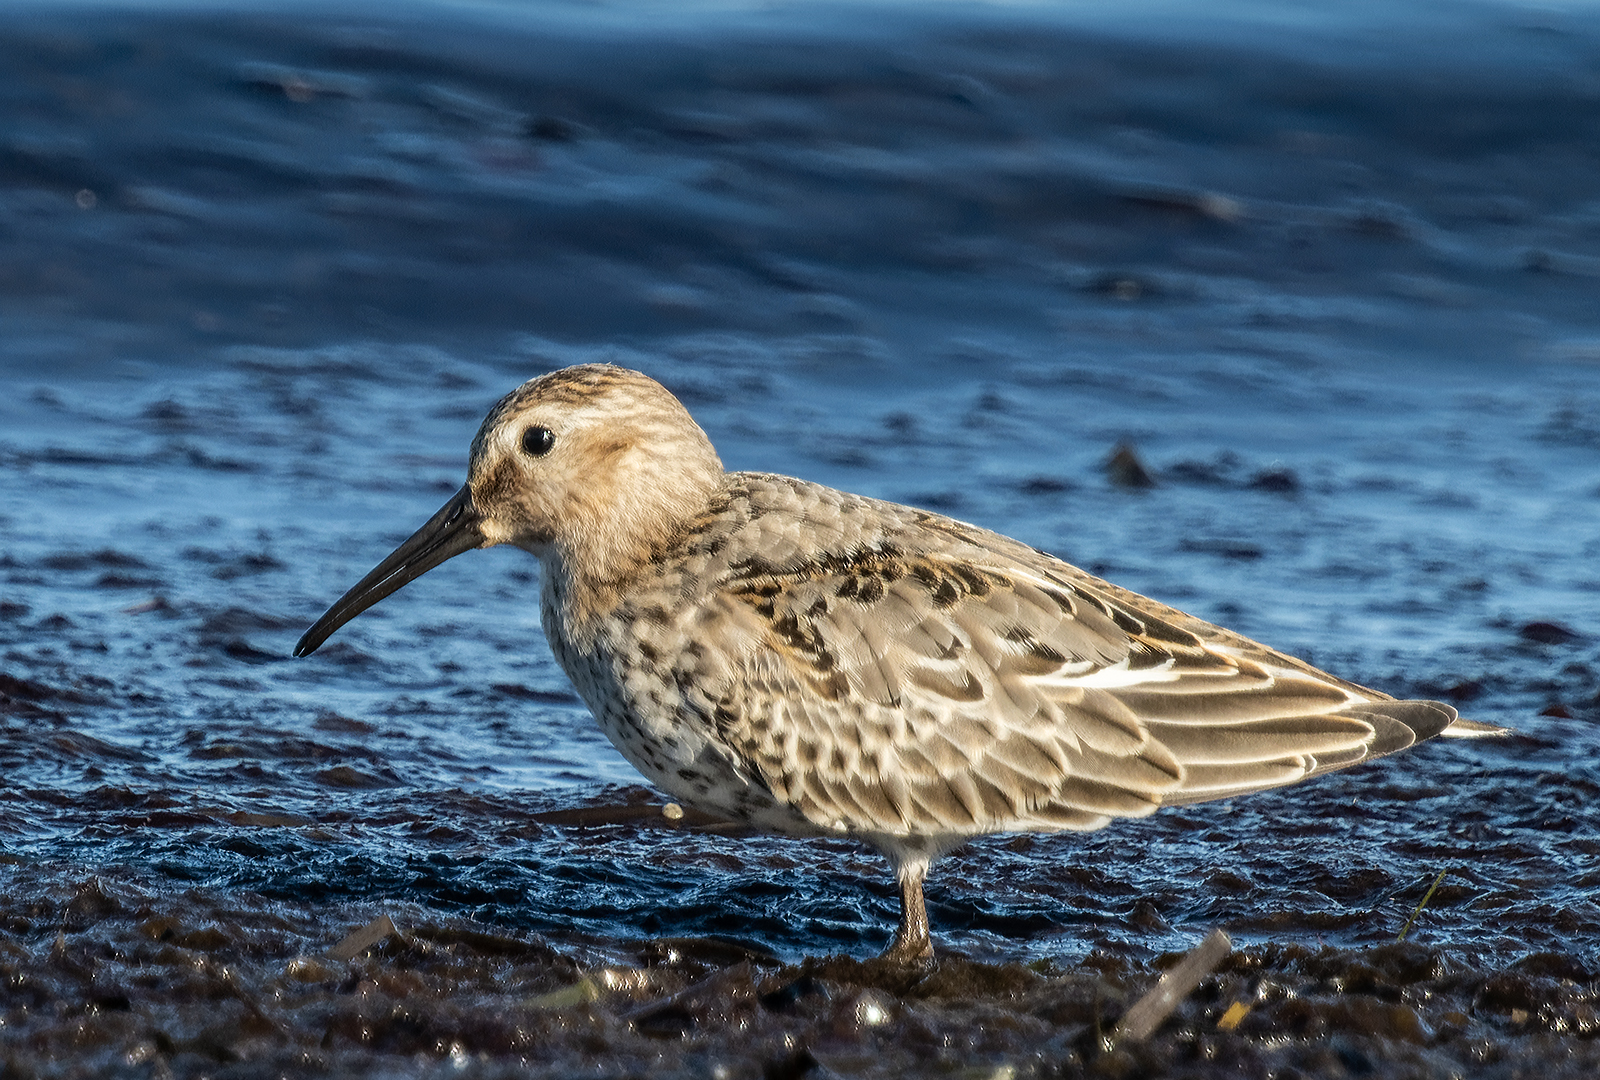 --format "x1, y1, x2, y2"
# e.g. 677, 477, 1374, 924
1158, 698, 1492, 809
